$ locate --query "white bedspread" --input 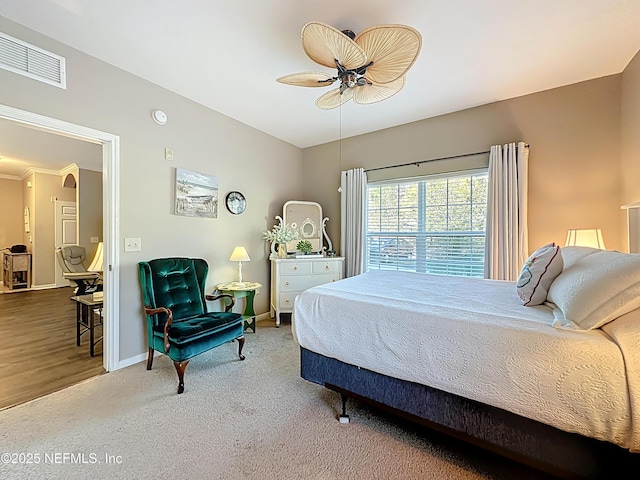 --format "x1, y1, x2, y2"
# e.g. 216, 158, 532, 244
292, 270, 640, 451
